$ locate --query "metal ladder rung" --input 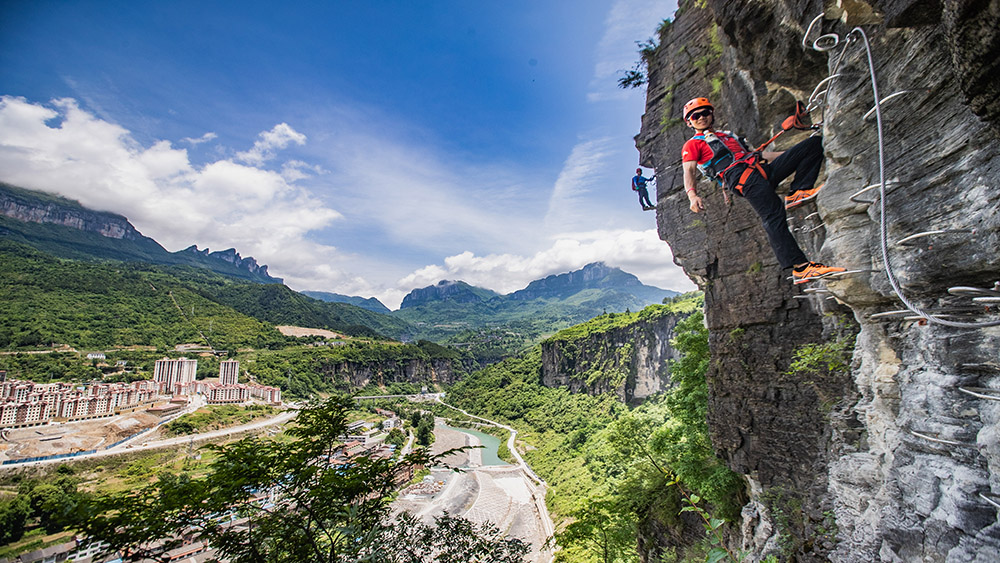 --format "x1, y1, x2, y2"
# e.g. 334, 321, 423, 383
973, 296, 1000, 304
803, 288, 832, 294
869, 309, 912, 319
849, 181, 903, 204
980, 493, 1000, 510
909, 430, 974, 447
789, 269, 870, 283
948, 285, 1000, 298
803, 212, 820, 221
958, 387, 1000, 401
896, 229, 972, 245
863, 90, 925, 121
